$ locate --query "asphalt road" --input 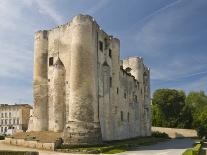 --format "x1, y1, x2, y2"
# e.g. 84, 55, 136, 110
120, 138, 195, 155
0, 138, 195, 155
